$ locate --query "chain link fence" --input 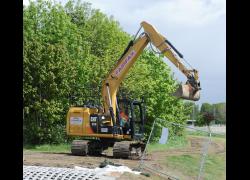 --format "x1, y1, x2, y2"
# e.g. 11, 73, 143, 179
138, 118, 225, 180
